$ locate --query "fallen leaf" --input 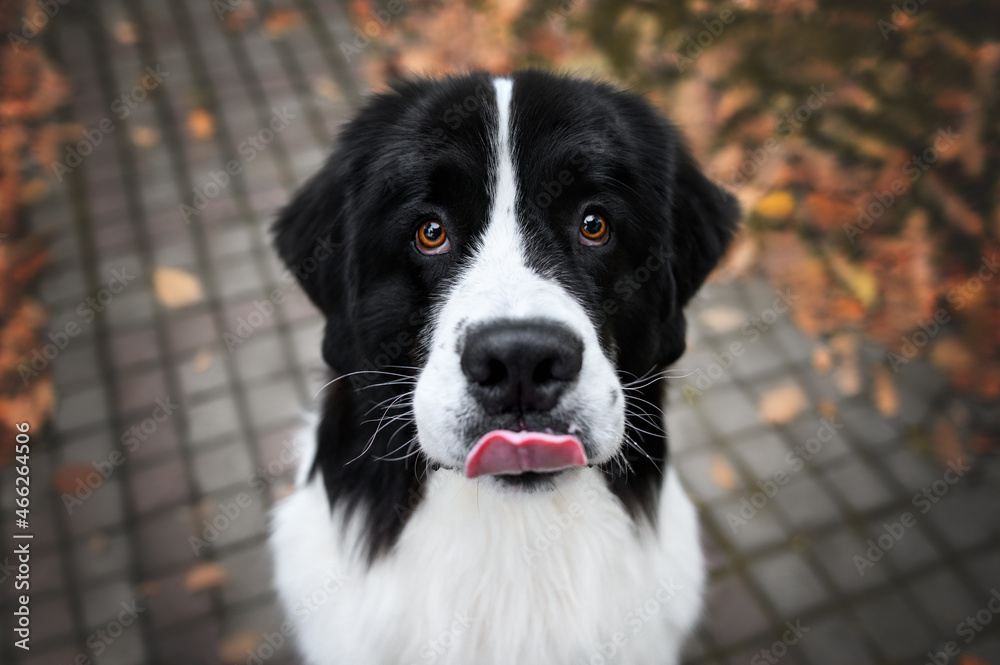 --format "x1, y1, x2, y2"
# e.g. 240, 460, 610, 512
710, 455, 737, 490
755, 190, 795, 219
219, 632, 259, 662
113, 19, 137, 45
812, 346, 833, 373
872, 364, 898, 417
51, 463, 100, 495
831, 333, 861, 397
192, 348, 213, 373
129, 125, 160, 148
930, 338, 975, 373
138, 580, 162, 597
184, 562, 229, 593
153, 267, 203, 308
818, 399, 837, 419
958, 655, 989, 665
263, 8, 303, 37
932, 417, 965, 468
698, 306, 744, 334
829, 253, 879, 309
188, 109, 215, 140
758, 383, 807, 425
19, 178, 49, 205
313, 76, 339, 102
